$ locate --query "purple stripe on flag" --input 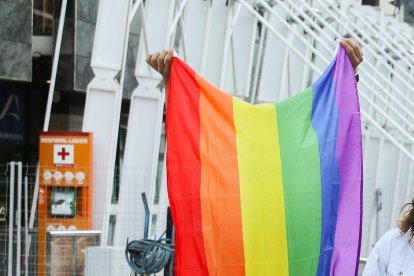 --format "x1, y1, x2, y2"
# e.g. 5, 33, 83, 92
329, 46, 363, 276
